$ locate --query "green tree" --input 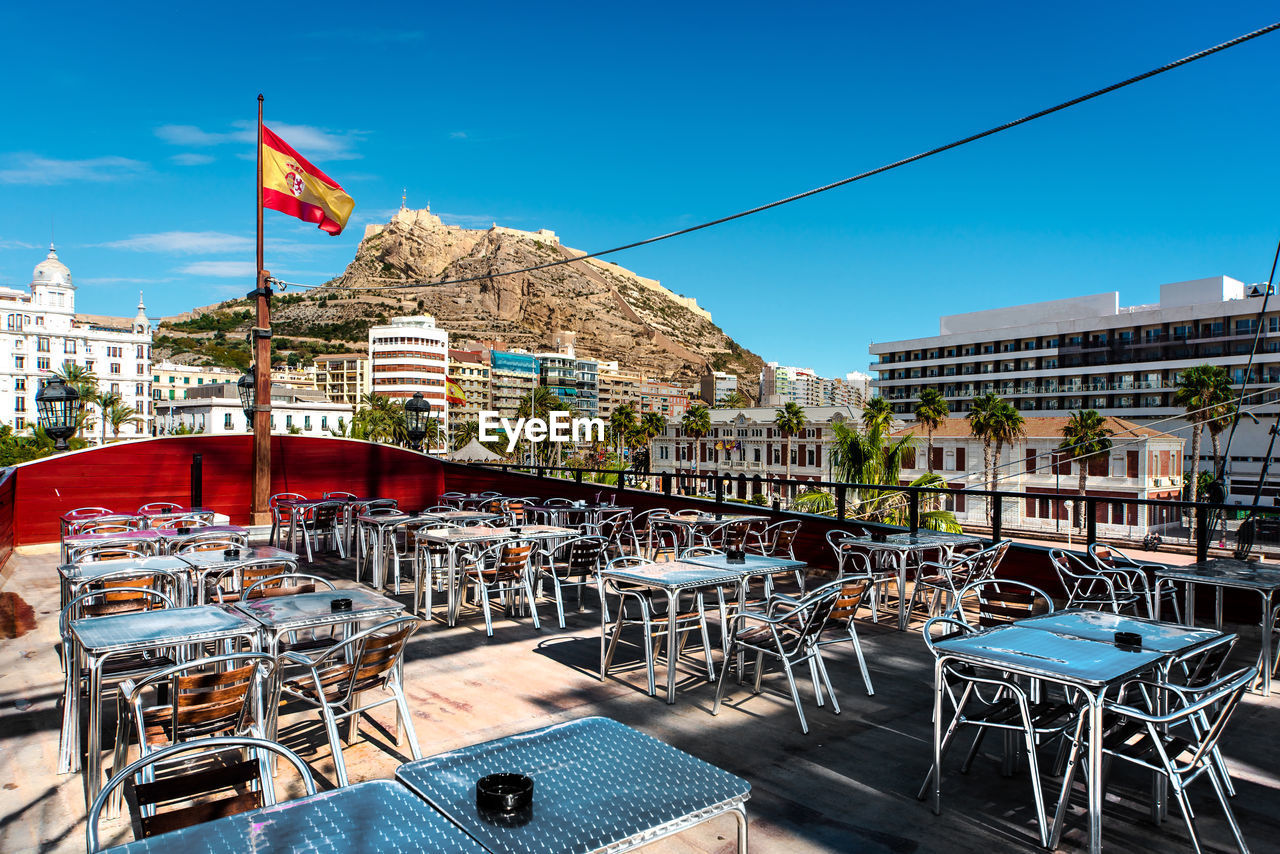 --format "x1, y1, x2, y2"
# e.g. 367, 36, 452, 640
913, 388, 950, 473
989, 399, 1026, 491
680, 404, 711, 481
49, 362, 97, 439
774, 402, 808, 501
1173, 364, 1234, 498
791, 487, 835, 515
452, 419, 480, 451
720, 390, 751, 409
516, 386, 572, 466
91, 391, 122, 446
639, 411, 666, 473
351, 393, 408, 446
967, 392, 1001, 509
609, 403, 636, 458
828, 418, 959, 531
861, 396, 893, 434
1058, 409, 1114, 531
105, 402, 143, 439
